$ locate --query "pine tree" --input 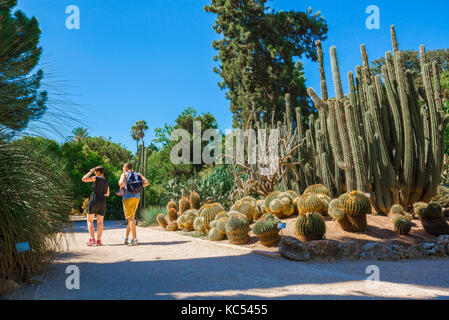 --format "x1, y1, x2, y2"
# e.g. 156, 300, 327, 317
204, 0, 328, 127
0, 0, 47, 131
